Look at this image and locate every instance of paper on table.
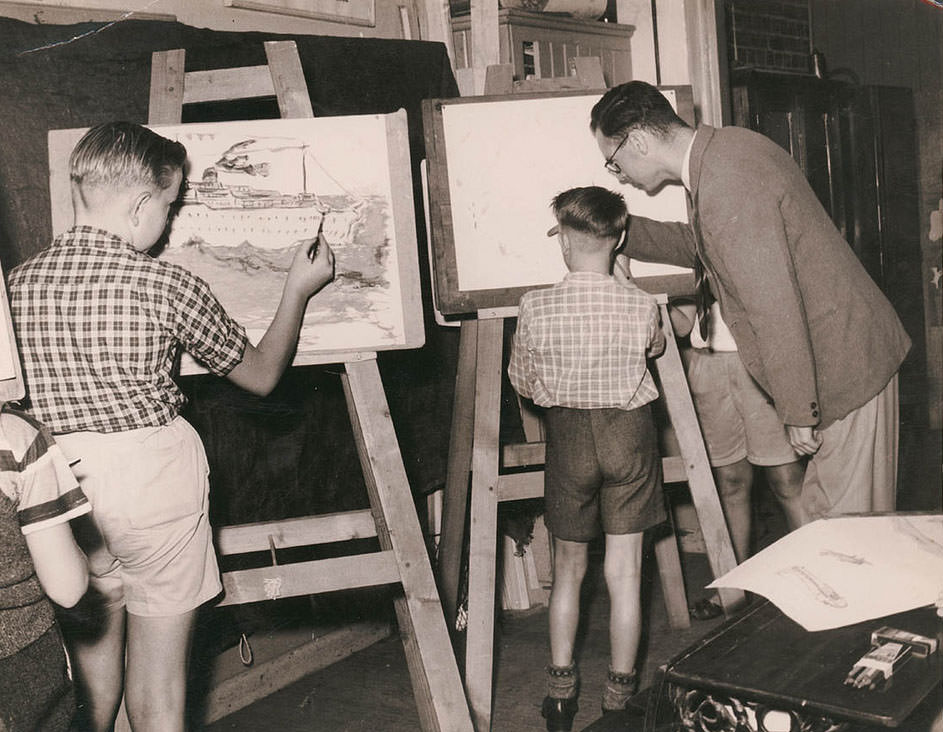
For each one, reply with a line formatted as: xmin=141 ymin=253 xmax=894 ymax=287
xmin=708 ymin=515 xmax=943 ymax=631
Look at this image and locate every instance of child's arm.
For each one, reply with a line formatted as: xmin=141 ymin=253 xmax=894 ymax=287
xmin=226 ymin=236 xmax=335 ymax=396
xmin=25 ymin=525 xmax=87 ymax=608
xmin=647 ymin=304 xmax=666 ymax=359
xmin=667 ymin=299 xmax=696 ymax=339
xmin=507 ymin=307 xmax=534 ymax=399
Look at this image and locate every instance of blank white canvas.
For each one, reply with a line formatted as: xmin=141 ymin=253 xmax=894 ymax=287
xmin=440 ymin=92 xmax=691 ymax=293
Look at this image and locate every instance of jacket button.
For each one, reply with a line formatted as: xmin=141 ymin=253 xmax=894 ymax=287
xmin=812 ymin=410 xmax=819 ymax=418
xmin=811 ymin=401 xmax=818 ymax=409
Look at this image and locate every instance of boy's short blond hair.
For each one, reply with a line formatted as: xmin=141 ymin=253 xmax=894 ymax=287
xmin=70 ymin=121 xmax=187 ymax=194
xmin=550 ymin=186 xmax=627 ymax=242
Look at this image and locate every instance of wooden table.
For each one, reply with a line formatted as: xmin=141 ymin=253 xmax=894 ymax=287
xmin=656 ymin=600 xmax=943 ymax=730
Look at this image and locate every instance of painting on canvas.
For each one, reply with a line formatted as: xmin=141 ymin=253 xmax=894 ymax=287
xmin=48 ymin=111 xmax=423 ymax=370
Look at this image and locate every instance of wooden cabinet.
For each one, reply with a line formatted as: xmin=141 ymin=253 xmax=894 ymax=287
xmin=731 ymin=69 xmax=927 ymax=419
xmin=450 ymin=9 xmax=633 ymax=87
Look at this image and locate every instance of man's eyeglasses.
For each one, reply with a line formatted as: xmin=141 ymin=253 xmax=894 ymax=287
xmin=604 ymin=133 xmax=630 ymax=176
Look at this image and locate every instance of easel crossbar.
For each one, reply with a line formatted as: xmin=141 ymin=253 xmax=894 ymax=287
xmin=218 ymin=551 xmax=401 ymax=606
xmin=182 ymin=65 xmax=275 ymax=104
xmin=215 ymin=510 xmax=378 ymax=555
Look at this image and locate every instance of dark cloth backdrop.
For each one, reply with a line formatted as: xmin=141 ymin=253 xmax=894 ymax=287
xmin=0 ymin=18 xmax=509 ymax=525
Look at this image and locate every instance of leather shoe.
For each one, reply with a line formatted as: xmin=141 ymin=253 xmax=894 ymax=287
xmin=689 ymin=597 xmax=724 ymax=621
xmin=541 ymin=696 xmax=578 ymax=732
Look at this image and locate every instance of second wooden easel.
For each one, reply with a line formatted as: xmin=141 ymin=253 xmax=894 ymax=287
xmin=147 ymin=42 xmax=473 ymax=732
xmin=427 ymin=67 xmax=743 ymax=731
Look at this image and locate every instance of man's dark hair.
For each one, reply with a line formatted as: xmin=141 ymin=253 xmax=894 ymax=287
xmin=590 ymin=81 xmax=688 ymax=139
xmin=551 ymin=186 xmax=627 ymax=240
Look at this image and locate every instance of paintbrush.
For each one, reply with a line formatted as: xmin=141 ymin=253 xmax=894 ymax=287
xmin=308 ymin=214 xmax=325 ymax=260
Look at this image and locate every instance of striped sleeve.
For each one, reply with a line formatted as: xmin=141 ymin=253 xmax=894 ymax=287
xmin=0 ymin=410 xmax=90 ymax=535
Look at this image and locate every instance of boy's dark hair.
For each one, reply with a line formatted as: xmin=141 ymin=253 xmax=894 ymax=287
xmin=551 ymin=186 xmax=627 ymax=241
xmin=70 ymin=121 xmax=187 ymax=193
xmin=589 ymin=81 xmax=687 ymax=139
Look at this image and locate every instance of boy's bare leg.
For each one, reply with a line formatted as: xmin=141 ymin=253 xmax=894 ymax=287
xmin=549 ymin=537 xmax=589 ymax=667
xmin=763 ymin=460 xmax=808 ymax=530
xmin=69 ymin=604 xmax=127 ymax=732
xmin=125 ymin=609 xmax=197 ymax=732
xmin=714 ymin=458 xmax=754 ymax=562
xmin=603 ymin=532 xmax=644 ymax=674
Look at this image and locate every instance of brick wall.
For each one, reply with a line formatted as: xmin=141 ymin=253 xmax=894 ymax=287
xmin=725 ymin=0 xmax=812 ymax=74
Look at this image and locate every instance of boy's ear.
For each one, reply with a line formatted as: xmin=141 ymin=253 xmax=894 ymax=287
xmin=558 ymin=229 xmax=570 ymax=258
xmin=129 ymin=189 xmax=151 ymax=226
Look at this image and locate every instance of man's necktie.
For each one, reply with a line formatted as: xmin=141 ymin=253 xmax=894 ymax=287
xmin=687 ymin=191 xmax=714 ymax=341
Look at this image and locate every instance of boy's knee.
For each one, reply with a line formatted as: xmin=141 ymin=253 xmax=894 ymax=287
xmin=765 ymin=463 xmax=805 ymax=499
xmin=714 ymin=461 xmax=753 ymax=500
xmin=553 ymin=540 xmax=589 ymax=575
xmin=603 ymin=554 xmax=641 ymax=586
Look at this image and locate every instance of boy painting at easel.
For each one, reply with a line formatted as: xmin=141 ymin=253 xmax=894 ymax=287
xmin=508 ymin=186 xmax=666 ymax=731
xmin=8 ymin=121 xmax=335 ymax=731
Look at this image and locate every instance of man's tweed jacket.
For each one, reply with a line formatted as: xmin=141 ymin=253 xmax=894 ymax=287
xmin=625 ymin=125 xmax=910 ymax=429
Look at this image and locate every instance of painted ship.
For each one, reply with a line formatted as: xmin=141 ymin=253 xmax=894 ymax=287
xmin=170 ymin=137 xmax=363 ymax=250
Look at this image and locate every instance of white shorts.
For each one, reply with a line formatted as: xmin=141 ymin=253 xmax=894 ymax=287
xmin=684 ymin=348 xmax=798 ymax=468
xmin=56 ymin=417 xmax=222 ymax=617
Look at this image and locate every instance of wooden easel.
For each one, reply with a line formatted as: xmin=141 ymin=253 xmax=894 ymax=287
xmin=428 ymin=68 xmax=743 ymax=731
xmin=148 ymin=42 xmax=473 ymax=732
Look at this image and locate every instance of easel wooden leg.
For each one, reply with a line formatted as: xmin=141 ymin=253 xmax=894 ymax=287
xmin=343 ymin=358 xmax=473 ymax=732
xmin=464 ymin=317 xmax=504 ymax=731
xmin=654 ymin=529 xmax=691 ymax=629
xmin=655 ymin=304 xmax=743 ymax=612
xmin=438 ymin=319 xmax=479 ymax=625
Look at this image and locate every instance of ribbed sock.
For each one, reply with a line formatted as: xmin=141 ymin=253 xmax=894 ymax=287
xmin=546 ymin=663 xmax=579 ymax=700
xmin=601 ymin=667 xmax=638 ymax=712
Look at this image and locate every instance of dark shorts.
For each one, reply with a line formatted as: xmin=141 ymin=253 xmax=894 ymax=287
xmin=543 ymin=405 xmax=666 ymax=542
xmin=0 ymin=623 xmax=75 ymax=731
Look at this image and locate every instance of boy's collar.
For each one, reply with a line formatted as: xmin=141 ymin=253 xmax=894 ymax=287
xmin=65 ymin=225 xmax=136 ymax=248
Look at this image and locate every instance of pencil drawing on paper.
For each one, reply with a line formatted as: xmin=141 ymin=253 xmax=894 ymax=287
xmin=154 ymin=115 xmax=409 ymax=358
xmin=776 ymin=565 xmax=847 ymax=608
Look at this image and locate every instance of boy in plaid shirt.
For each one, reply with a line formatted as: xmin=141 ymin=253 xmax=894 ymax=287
xmin=508 ymin=186 xmax=665 ymax=731
xmin=9 ymin=121 xmax=335 ymax=732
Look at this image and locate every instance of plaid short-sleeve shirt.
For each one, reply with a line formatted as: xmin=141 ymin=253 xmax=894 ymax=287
xmin=508 ymin=272 xmax=661 ymax=411
xmin=9 ymin=226 xmax=248 ymax=433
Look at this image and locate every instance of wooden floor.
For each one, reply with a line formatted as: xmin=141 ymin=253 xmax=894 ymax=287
xmin=198 ymin=427 xmax=942 ymax=731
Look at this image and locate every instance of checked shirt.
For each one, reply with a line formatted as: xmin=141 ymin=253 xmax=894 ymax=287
xmin=508 ymin=271 xmax=662 ymax=411
xmin=8 ymin=226 xmax=247 ymax=434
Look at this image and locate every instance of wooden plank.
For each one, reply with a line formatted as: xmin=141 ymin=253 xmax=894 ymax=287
xmin=470 ymin=0 xmax=501 ymax=71
xmin=438 ymin=319 xmax=479 ymax=624
xmin=218 ymin=552 xmax=401 ymax=605
xmin=464 ymin=317 xmax=504 ymax=732
xmin=484 ymin=63 xmax=515 ymax=95
xmin=0 ymin=0 xmax=175 ymax=23
xmin=653 ymin=532 xmax=691 ymax=629
xmin=0 ymin=262 xmax=24 ymax=403
xmin=181 ymin=65 xmax=275 ymax=104
xmin=200 ymin=620 xmax=392 ymax=725
xmin=570 ymin=55 xmax=606 ymax=89
xmin=500 ymin=534 xmax=531 ymax=610
xmin=215 ymin=510 xmax=378 ymax=555
xmin=654 ymin=303 xmax=742 ymax=612
xmin=148 ymin=49 xmax=186 ymax=126
xmin=496 ymin=471 xmax=543 ymax=502
xmin=264 ymin=40 xmax=315 ymax=118
xmin=343 ymin=358 xmax=473 ymax=732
